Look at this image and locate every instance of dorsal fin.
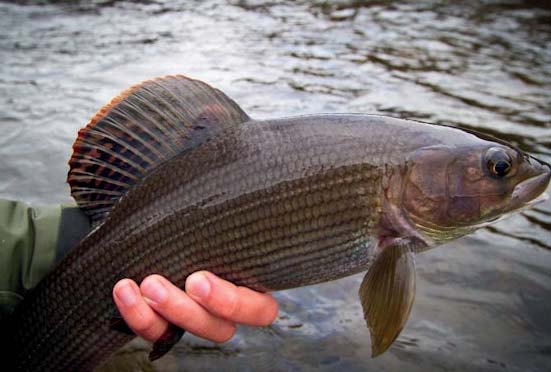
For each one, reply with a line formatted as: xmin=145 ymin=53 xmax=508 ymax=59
xmin=67 ymin=75 xmax=250 ymax=223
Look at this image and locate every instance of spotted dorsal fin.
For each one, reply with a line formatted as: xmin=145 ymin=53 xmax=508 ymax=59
xmin=67 ymin=75 xmax=250 ymax=223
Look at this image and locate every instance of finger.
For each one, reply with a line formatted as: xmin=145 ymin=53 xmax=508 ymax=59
xmin=140 ymin=274 xmax=236 ymax=343
xmin=112 ymin=278 xmax=168 ymax=341
xmin=185 ymin=271 xmax=279 ymax=326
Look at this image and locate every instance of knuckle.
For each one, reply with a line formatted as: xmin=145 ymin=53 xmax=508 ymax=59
xmin=218 ymin=294 xmax=240 ymax=320
xmin=264 ymin=306 xmax=278 ymax=325
xmin=131 ymin=314 xmax=155 ymax=335
xmin=217 ymin=324 xmax=236 ymax=343
xmin=166 ymin=298 xmax=193 ymax=325
xmin=171 ymin=294 xmax=190 ymax=312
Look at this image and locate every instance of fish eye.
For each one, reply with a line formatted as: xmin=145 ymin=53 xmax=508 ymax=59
xmin=485 ymin=148 xmax=512 ymax=178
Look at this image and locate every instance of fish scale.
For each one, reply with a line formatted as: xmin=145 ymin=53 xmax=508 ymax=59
xmin=11 ymin=116 xmax=395 ymax=371
xmin=7 ymin=76 xmax=550 ymax=371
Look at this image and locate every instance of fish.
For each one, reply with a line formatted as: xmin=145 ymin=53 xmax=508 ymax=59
xmin=4 ymin=75 xmax=550 ymax=371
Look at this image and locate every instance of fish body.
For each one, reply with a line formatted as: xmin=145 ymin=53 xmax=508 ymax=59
xmin=6 ymin=76 xmax=550 ymax=371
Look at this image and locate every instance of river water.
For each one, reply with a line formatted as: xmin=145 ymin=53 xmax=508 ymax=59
xmin=0 ymin=1 xmax=550 ymax=371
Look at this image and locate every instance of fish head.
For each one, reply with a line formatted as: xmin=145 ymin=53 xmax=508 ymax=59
xmin=400 ymin=139 xmax=550 ymax=242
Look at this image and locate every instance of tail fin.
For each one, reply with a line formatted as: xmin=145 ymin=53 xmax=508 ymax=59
xmin=67 ymin=75 xmax=250 ymax=223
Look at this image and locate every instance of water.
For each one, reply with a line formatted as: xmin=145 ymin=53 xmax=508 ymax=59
xmin=1 ymin=1 xmax=550 ymax=371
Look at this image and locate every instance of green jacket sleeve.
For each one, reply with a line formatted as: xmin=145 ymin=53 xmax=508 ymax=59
xmin=0 ymin=199 xmax=90 ymax=319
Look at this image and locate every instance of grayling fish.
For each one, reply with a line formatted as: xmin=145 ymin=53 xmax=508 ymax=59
xmin=5 ymin=75 xmax=550 ymax=371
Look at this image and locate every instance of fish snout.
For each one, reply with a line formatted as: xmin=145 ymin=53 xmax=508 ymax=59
xmin=512 ymin=156 xmax=551 ymax=207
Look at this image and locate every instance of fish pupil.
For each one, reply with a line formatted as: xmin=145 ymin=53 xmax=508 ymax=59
xmin=494 ymin=160 xmax=510 ymax=177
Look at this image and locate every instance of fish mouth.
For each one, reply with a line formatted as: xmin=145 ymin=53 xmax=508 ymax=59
xmin=511 ymin=165 xmax=551 ymax=208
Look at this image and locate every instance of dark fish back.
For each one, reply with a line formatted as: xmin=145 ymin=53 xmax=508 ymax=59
xmin=10 ymin=97 xmax=479 ymax=370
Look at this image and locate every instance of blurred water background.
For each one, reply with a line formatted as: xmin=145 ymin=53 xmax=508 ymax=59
xmin=0 ymin=1 xmax=550 ymax=371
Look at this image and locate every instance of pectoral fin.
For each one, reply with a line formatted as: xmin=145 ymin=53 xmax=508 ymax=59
xmin=109 ymin=310 xmax=135 ymax=335
xmin=109 ymin=309 xmax=185 ymax=361
xmin=149 ymin=323 xmax=186 ymax=361
xmin=359 ymin=243 xmax=416 ymax=357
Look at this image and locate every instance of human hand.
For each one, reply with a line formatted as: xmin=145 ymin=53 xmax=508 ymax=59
xmin=112 ymin=271 xmax=279 ymax=343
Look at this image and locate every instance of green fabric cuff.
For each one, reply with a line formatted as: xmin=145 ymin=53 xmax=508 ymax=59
xmin=0 ymin=200 xmax=61 ymax=295
xmin=27 ymin=203 xmax=62 ymax=290
xmin=55 ymin=203 xmax=91 ymax=264
xmin=0 ymin=291 xmax=23 ymax=319
xmin=0 ymin=200 xmax=90 ymax=319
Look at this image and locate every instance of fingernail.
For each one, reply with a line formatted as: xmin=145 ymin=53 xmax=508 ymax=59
xmin=117 ymin=282 xmax=137 ymax=307
xmin=142 ymin=276 xmax=168 ymax=304
xmin=187 ymin=272 xmax=211 ymax=299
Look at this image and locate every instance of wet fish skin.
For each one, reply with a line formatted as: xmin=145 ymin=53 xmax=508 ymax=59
xmin=9 ymin=115 xmax=411 ymax=370
xmin=7 ymin=76 xmax=550 ymax=371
